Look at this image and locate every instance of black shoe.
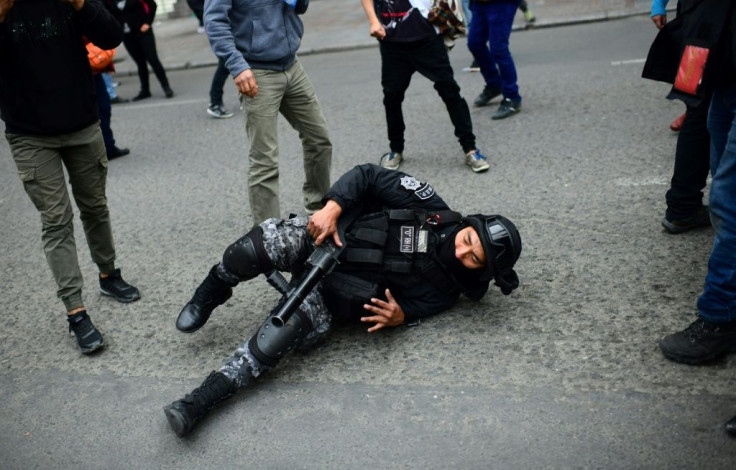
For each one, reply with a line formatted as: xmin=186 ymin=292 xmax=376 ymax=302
xmin=726 ymin=415 xmax=736 ymax=436
xmin=662 ymin=206 xmax=711 ymax=234
xmin=176 ymin=265 xmax=234 ymax=333
xmin=473 ymin=86 xmax=502 ymax=107
xmin=110 ymin=96 xmax=130 ymax=104
xmin=107 ymin=147 xmax=130 ymax=159
xmin=164 ymin=371 xmax=239 ymax=437
xmin=163 ymin=87 xmax=174 ymax=99
xmin=659 ymin=317 xmax=736 ymax=364
xmin=492 ymin=98 xmax=521 ymax=120
xmin=67 ymin=310 xmax=104 ymax=354
xmin=132 ymin=90 xmax=151 ymax=101
xmin=99 ymin=268 xmax=141 ymax=303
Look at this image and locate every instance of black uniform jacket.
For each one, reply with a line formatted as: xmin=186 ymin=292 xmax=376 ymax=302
xmin=323 ymin=164 xmax=475 ymax=322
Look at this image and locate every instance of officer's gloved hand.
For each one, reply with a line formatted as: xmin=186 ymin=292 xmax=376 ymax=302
xmin=283 ymin=0 xmax=309 ymax=14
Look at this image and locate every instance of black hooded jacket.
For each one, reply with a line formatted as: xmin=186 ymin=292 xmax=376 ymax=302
xmin=0 ymin=0 xmax=123 ymax=135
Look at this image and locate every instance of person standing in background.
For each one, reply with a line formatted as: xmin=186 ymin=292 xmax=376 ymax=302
xmin=468 ymin=0 xmax=523 ymax=120
xmin=360 ymin=0 xmax=490 ymax=173
xmin=186 ymin=0 xmax=234 ymax=119
xmin=113 ymin=0 xmax=174 ymax=101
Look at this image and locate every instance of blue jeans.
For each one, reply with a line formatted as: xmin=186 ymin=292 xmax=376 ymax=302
xmin=697 ymin=84 xmax=736 ymax=323
xmin=94 ymin=73 xmax=115 ymax=152
xmin=461 ymin=0 xmax=472 ymax=27
xmin=467 ymin=1 xmax=521 ymax=102
xmin=101 ymin=72 xmax=117 ymax=99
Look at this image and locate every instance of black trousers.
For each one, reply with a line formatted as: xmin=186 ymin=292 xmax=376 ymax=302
xmin=379 ymin=35 xmax=476 ymax=154
xmin=665 ymin=92 xmax=712 ymax=220
xmin=123 ymin=29 xmax=170 ymax=93
xmin=209 ymin=57 xmax=230 ymax=106
xmin=187 ymin=0 xmax=204 ymax=26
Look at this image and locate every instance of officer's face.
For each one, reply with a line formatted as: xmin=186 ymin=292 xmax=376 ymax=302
xmin=454 ymin=226 xmax=487 ymax=270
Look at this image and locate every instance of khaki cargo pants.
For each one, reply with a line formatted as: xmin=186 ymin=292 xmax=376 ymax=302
xmin=241 ymin=59 xmax=332 ymax=225
xmin=7 ymin=123 xmax=116 ymax=311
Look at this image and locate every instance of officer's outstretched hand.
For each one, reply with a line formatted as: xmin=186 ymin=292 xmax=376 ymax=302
xmin=308 ymin=200 xmax=343 ymax=246
xmin=362 ymin=289 xmax=405 ymax=332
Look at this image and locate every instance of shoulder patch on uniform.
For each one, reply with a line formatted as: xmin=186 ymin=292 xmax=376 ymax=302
xmin=399 ymin=176 xmax=435 ymax=200
xmin=415 ymin=183 xmax=435 ymax=200
xmin=400 ymin=176 xmax=421 ymax=191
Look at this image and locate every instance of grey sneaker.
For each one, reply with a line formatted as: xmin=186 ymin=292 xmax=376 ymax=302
xmin=380 ymin=151 xmax=403 ymax=170
xmin=465 ymin=149 xmax=489 ymax=173
xmin=207 ymin=104 xmax=234 ymax=119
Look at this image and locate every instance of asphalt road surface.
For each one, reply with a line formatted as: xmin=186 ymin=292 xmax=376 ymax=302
xmin=1 ymin=15 xmax=734 ymax=469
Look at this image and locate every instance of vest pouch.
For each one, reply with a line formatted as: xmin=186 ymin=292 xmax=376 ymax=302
xmin=323 ymin=272 xmax=382 ymax=321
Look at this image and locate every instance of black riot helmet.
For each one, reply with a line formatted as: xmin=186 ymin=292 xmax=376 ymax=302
xmin=463 ymin=214 xmax=522 ymax=295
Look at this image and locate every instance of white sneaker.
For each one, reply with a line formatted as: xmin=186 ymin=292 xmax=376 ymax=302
xmin=379 ymin=151 xmax=403 ymax=170
xmin=465 ymin=149 xmax=490 ymax=173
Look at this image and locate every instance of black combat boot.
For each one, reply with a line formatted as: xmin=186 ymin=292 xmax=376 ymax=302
xmin=176 ymin=265 xmax=236 ymax=333
xmin=726 ymin=414 xmax=736 ymax=437
xmin=163 ymin=371 xmax=238 ymax=437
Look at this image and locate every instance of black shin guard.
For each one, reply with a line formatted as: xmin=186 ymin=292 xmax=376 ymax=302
xmin=248 ymin=309 xmax=314 ymax=369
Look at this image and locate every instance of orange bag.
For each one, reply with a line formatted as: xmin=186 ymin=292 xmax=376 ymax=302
xmin=86 ymin=42 xmax=116 ymax=73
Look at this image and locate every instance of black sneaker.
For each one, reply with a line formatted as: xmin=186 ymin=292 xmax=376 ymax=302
xmin=163 ymin=87 xmax=174 ymax=99
xmin=132 ymin=90 xmax=151 ymax=101
xmin=99 ymin=269 xmax=141 ymax=303
xmin=473 ymin=86 xmax=502 ymax=107
xmin=662 ymin=206 xmax=711 ymax=234
xmin=659 ymin=317 xmax=736 ymax=364
xmin=67 ymin=311 xmax=104 ymax=354
xmin=492 ymin=98 xmax=521 ymax=120
xmin=107 ymin=147 xmax=130 ymax=159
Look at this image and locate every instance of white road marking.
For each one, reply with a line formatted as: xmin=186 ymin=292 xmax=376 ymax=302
xmin=614 ymin=176 xmax=668 ymax=186
xmin=611 ymin=58 xmax=647 ymax=66
xmin=114 ymin=98 xmax=208 ymax=111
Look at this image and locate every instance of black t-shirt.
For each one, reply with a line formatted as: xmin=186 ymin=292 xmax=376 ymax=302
xmin=375 ymin=0 xmax=437 ymax=42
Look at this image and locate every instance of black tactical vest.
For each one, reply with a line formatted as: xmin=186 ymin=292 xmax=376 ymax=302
xmin=322 ymin=209 xmax=465 ymax=320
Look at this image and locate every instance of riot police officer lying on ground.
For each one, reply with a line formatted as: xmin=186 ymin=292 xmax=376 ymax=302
xmin=164 ymin=163 xmax=522 ymax=436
